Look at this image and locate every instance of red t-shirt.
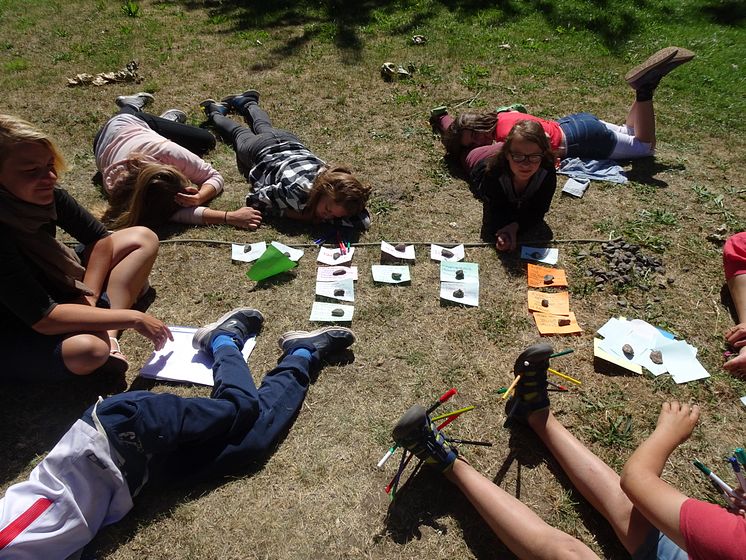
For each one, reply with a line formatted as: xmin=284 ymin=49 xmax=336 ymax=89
xmin=495 ymin=112 xmax=564 ymax=153
xmin=723 ymin=232 xmax=746 ymax=280
xmin=680 ymin=497 xmax=746 ymax=560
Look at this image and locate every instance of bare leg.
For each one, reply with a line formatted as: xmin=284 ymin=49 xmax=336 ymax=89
xmin=725 ymin=273 xmax=746 ymax=375
xmin=626 ymin=100 xmax=656 ymax=147
xmin=60 ymin=333 xmax=110 ymax=375
xmin=527 ymin=409 xmax=653 ymax=554
xmin=445 ymin=459 xmax=599 ymax=560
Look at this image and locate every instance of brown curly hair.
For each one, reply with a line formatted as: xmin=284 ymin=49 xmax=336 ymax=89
xmin=441 ymin=111 xmax=499 ymax=154
xmin=306 ymin=165 xmax=371 ymax=217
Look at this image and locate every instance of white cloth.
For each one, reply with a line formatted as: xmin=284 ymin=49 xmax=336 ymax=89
xmin=0 ymin=420 xmax=133 ymax=559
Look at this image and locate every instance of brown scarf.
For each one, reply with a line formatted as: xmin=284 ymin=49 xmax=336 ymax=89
xmin=0 ymin=186 xmax=92 ymax=297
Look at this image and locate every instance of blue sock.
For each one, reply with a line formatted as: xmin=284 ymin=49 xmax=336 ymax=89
xmin=290 ymin=347 xmax=312 ymax=360
xmin=211 ymin=334 xmax=238 ymax=353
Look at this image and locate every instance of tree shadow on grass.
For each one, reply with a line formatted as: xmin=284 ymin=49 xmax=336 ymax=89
xmin=700 ymin=0 xmax=746 ymax=25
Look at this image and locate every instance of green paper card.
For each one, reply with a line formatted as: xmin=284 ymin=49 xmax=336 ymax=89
xmin=247 ymin=244 xmax=297 ymax=281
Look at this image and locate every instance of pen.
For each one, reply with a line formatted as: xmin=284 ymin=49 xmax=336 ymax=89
xmin=548 ymin=367 xmax=581 ymax=385
xmin=549 ymin=349 xmax=574 ymax=359
xmin=431 ymin=405 xmax=475 ymax=422
xmin=728 ymin=457 xmax=746 ymax=493
xmin=693 ymin=459 xmax=737 ymax=498
xmin=377 ymin=445 xmax=397 ymax=468
xmin=735 ymin=448 xmax=746 ymax=468
xmin=426 ymin=388 xmax=458 ymax=414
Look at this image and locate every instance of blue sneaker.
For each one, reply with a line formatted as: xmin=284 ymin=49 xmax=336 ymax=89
xmin=221 ymin=89 xmax=260 ymax=112
xmin=392 ymin=405 xmax=458 ymax=472
xmin=277 ymin=326 xmax=355 ymax=360
xmin=199 ymin=99 xmax=229 ymax=119
xmin=192 ymin=308 xmax=264 ymax=352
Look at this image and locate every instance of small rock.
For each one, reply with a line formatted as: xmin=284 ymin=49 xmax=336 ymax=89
xmin=395 ymin=243 xmax=406 ymax=252
xmin=455 ymin=270 xmax=465 ymax=280
xmin=283 ymin=252 xmax=291 ymax=257
xmin=618 ymin=299 xmax=627 ymax=307
xmin=441 ymin=248 xmax=454 ymax=258
xmin=667 ymin=277 xmax=675 ymax=285
xmin=333 ymin=269 xmax=346 ymax=276
xmin=453 ymin=289 xmax=464 ymax=298
xmin=331 ymin=308 xmax=345 ymax=317
xmin=333 ymin=251 xmax=341 ymax=260
xmin=541 ymin=299 xmax=549 ymax=307
xmin=543 ymin=274 xmax=554 ymax=284
xmin=531 ymin=251 xmax=542 ymax=259
xmin=558 ymin=318 xmax=571 ymax=326
xmin=334 ymin=288 xmax=345 ymax=296
xmin=622 ymin=344 xmax=634 ymax=358
xmin=411 ymin=34 xmax=426 ymax=45
xmin=682 ymin=266 xmax=690 ymax=272
xmin=391 ymin=272 xmax=402 ymax=281
xmin=649 ymin=350 xmax=663 ymax=365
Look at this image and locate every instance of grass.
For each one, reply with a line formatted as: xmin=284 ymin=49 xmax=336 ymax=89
xmin=0 ymin=0 xmax=745 ymax=558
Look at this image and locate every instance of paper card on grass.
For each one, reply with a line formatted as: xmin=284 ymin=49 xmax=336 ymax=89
xmin=140 ymin=326 xmax=256 ymax=386
xmin=561 ymin=177 xmax=590 ymax=198
xmin=247 ymin=244 xmax=297 ymax=281
xmin=527 ymin=263 xmax=568 ymax=288
xmin=440 ymin=261 xmax=479 ymax=283
xmin=527 ymin=290 xmax=570 ymax=316
xmin=440 ymin=281 xmax=479 ymax=307
xmin=372 ymin=265 xmax=410 ymax=284
xmin=315 ymin=278 xmax=354 ymax=302
xmin=521 ymin=246 xmax=559 ymax=265
xmin=317 ymin=266 xmax=358 ymax=281
xmin=660 ymin=340 xmax=711 ymax=383
xmin=593 ymin=337 xmax=643 ymax=375
xmin=381 ymin=241 xmax=415 ymax=261
xmin=309 ymin=301 xmax=354 ymax=322
xmin=533 ymin=311 xmax=581 ymax=335
xmin=741 ymin=396 xmax=746 ymax=408
xmin=271 ymin=241 xmax=303 ymax=262
xmin=597 ymin=317 xmax=628 ymax=340
xmin=317 ymin=246 xmax=355 ymax=265
xmin=430 ymin=244 xmax=465 ymax=262
xmin=231 ymin=242 xmax=266 ymax=263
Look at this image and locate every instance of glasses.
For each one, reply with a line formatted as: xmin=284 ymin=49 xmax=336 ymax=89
xmin=509 ymin=153 xmax=543 ymax=163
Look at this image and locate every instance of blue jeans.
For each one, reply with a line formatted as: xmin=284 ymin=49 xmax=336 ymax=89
xmin=557 ymin=112 xmax=617 ymax=159
xmin=82 ymin=345 xmax=313 ymax=494
xmin=632 ymin=528 xmax=688 ymax=560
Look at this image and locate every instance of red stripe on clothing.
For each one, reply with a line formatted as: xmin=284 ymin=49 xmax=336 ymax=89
xmin=0 ymin=497 xmax=53 ymax=549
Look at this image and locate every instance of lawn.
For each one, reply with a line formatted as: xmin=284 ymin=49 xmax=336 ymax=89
xmin=1 ymin=0 xmax=745 ymax=558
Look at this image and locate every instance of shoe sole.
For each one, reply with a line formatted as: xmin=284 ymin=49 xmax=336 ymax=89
xmin=625 ymin=47 xmax=694 ymax=89
xmin=159 ymin=109 xmax=187 ymax=123
xmin=221 ymin=89 xmax=260 ymax=105
xmin=115 ymin=92 xmax=155 ymax=108
xmin=192 ymin=307 xmax=264 ymax=350
xmin=277 ymin=326 xmax=356 ymax=350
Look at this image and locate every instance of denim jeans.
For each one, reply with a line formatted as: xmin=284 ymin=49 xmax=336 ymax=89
xmin=557 ymin=112 xmax=617 ymax=159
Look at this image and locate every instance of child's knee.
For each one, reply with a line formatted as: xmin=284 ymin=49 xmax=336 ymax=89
xmin=63 ymin=334 xmax=110 ymax=374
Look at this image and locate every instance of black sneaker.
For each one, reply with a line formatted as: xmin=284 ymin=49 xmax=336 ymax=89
xmin=199 ymin=99 xmax=229 ymax=119
xmin=222 ymin=89 xmax=260 ymax=112
xmin=277 ymin=327 xmax=355 ymax=359
xmin=115 ymin=92 xmax=155 ymax=111
xmin=504 ymin=343 xmax=553 ymax=426
xmin=392 ymin=404 xmax=458 ymax=472
xmin=192 ymin=308 xmax=264 ymax=353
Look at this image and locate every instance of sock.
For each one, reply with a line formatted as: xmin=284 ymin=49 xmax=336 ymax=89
xmin=635 ymin=81 xmax=659 ymax=102
xmin=211 ymin=334 xmax=239 ymax=353
xmin=290 ymin=347 xmax=313 ymax=360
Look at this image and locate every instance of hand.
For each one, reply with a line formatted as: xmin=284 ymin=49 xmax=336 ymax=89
xmin=724 ymin=346 xmax=746 ymax=377
xmin=133 ymin=312 xmax=173 ymax=351
xmin=227 ymin=207 xmax=263 ymax=230
xmin=653 ymin=401 xmax=700 ymax=446
xmin=175 ymin=186 xmax=204 ymax=207
xmin=495 ymin=223 xmax=519 ymax=252
xmin=726 ymin=488 xmax=746 ymax=517
xmin=725 ymin=322 xmax=746 ymax=347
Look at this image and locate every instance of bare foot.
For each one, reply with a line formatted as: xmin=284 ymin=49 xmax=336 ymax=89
xmin=725 ymin=322 xmax=746 ymax=348
xmin=724 ymin=346 xmax=746 ymax=377
xmin=650 ymin=401 xmax=700 ymax=450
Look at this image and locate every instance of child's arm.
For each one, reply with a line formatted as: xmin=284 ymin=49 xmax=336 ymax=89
xmin=620 ymin=401 xmax=700 ymax=551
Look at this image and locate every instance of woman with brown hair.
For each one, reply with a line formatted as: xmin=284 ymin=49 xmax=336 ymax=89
xmin=0 ymin=114 xmax=172 ymax=382
xmin=200 ymin=90 xmax=372 ymax=231
xmin=95 ymin=92 xmax=262 ymax=230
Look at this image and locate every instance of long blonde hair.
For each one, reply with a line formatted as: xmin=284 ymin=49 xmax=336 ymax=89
xmin=101 ymin=156 xmax=189 ymax=229
xmin=0 ymin=114 xmax=68 ymax=175
xmin=307 ymin=165 xmax=371 ymax=217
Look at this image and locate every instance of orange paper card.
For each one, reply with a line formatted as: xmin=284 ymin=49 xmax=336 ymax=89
xmin=527 ymin=290 xmax=570 ymax=315
xmin=533 ymin=311 xmax=582 ymax=335
xmin=527 ymin=264 xmax=568 ymax=288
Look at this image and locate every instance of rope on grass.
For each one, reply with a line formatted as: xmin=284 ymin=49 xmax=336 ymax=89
xmin=152 ymin=237 xmax=616 ymax=248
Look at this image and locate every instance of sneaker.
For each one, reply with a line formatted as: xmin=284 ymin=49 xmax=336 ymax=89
xmin=277 ymin=326 xmax=355 ymax=360
xmin=115 ymin=92 xmax=155 ymax=111
xmin=199 ymin=99 xmax=229 ymax=119
xmin=504 ymin=343 xmax=553 ymax=426
xmin=392 ymin=404 xmax=458 ymax=472
xmin=192 ymin=307 xmax=264 ymax=353
xmin=625 ymin=47 xmax=695 ymax=91
xmin=159 ymin=108 xmax=187 ymax=123
xmin=221 ymin=89 xmax=260 ymax=112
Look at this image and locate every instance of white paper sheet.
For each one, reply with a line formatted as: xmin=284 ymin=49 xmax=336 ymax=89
xmin=317 ymin=266 xmax=359 ymax=281
xmin=231 ymin=242 xmax=266 ymax=263
xmin=309 ymin=301 xmax=354 ymax=322
xmin=440 ymin=261 xmax=479 ymax=283
xmin=663 ymin=340 xmax=711 ymax=383
xmin=740 ymin=396 xmax=746 ymax=407
xmin=371 ymin=265 xmax=410 ymax=284
xmin=430 ymin=244 xmax=465 ymax=262
xmin=440 ymin=280 xmax=479 ymax=306
xmin=315 ymin=278 xmax=355 ymax=302
xmin=317 ymin=246 xmax=355 ymax=265
xmin=270 ymin=241 xmax=304 ymax=262
xmin=140 ymin=326 xmax=256 ymax=386
xmin=381 ymin=241 xmax=415 ymax=261
xmin=521 ymin=246 xmax=559 ymax=265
